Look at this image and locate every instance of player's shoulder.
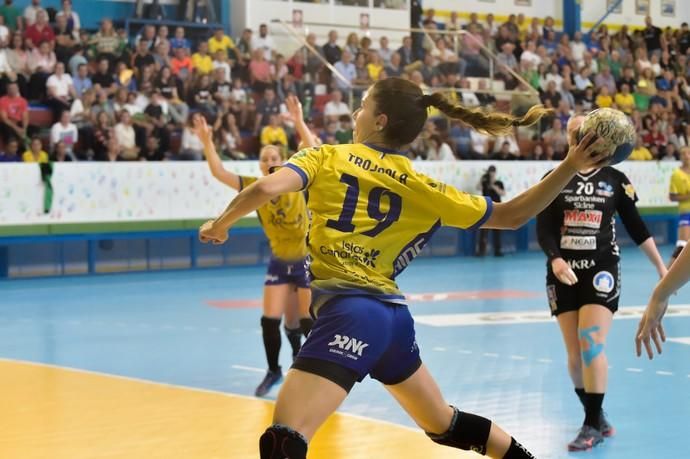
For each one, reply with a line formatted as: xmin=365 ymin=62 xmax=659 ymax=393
xmin=671 ymin=167 xmax=684 ymax=177
xmin=601 ymin=166 xmax=629 ymax=182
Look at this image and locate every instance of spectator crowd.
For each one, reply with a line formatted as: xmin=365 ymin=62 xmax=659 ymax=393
xmin=0 ymin=2 xmax=689 ymax=163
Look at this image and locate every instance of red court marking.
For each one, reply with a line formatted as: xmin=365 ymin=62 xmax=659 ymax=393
xmin=206 ymin=290 xmax=541 ymax=308
xmin=207 ymin=299 xmax=262 ymax=309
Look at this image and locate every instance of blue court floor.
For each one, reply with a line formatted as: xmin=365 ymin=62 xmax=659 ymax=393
xmin=1 ymin=247 xmax=688 ymax=459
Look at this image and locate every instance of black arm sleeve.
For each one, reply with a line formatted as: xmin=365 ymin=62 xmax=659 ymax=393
xmin=617 ymin=191 xmax=651 ymax=245
xmin=537 ymin=202 xmax=562 ymax=260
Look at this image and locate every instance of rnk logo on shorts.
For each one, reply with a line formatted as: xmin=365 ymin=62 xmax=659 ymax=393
xmin=560 ymin=235 xmax=597 ymax=250
xmin=327 ymin=334 xmax=369 ymax=360
xmin=592 ymin=271 xmax=615 ymax=294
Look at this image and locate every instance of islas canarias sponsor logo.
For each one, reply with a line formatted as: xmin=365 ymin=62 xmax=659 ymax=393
xmin=320 ymin=240 xmax=380 ymax=267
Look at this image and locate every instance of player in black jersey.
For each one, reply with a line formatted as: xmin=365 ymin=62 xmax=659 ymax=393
xmin=537 ymin=116 xmax=667 ymax=452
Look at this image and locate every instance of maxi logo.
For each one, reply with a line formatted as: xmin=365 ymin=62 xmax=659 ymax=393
xmin=327 ymin=334 xmax=369 ymax=357
xmin=563 ymin=209 xmax=603 ymax=229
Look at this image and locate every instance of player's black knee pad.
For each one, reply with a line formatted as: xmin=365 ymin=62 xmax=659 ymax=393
xmin=425 ymin=406 xmax=492 ymax=455
xmin=259 ymin=424 xmax=308 ymax=459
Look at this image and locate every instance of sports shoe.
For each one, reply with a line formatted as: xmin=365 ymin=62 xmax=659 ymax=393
xmin=599 ymin=411 xmax=615 ymax=437
xmin=568 ymin=425 xmax=604 ymax=452
xmin=255 ymin=369 xmax=283 ymax=397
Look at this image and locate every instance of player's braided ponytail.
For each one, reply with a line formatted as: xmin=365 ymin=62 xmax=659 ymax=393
xmin=370 ymin=77 xmax=552 ymax=147
xmin=423 ymin=92 xmax=553 ymax=136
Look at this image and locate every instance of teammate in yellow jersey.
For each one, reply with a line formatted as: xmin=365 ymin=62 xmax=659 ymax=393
xmin=668 ymin=146 xmax=690 ymax=266
xmin=192 ymin=95 xmax=318 ymax=397
xmin=200 ymin=77 xmax=608 ymax=459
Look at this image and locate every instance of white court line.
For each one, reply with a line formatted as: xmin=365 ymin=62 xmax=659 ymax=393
xmin=626 ymin=368 xmax=643 ymax=373
xmin=0 ymin=358 xmax=424 ymax=434
xmin=432 ymin=347 xmax=446 ymax=352
xmin=656 ymin=371 xmax=674 ymax=376
xmin=537 ymin=358 xmax=553 ymax=364
xmin=231 ymin=365 xmax=265 ymax=373
xmin=414 ymin=305 xmax=690 ymax=327
xmin=483 ymin=352 xmax=499 ymax=358
xmin=510 ymin=355 xmax=527 ymax=360
xmin=458 ymin=349 xmax=473 ymax=354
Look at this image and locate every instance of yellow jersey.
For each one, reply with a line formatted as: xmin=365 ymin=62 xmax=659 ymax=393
xmin=629 ymin=146 xmax=653 ymax=161
xmin=240 ymin=176 xmax=309 ymax=261
xmin=286 ymin=143 xmax=491 ymax=313
xmin=208 ymin=35 xmax=235 ymax=55
xmin=260 ymin=125 xmax=288 ymax=146
xmin=22 ymin=150 xmax=49 ymax=163
xmin=669 ymin=168 xmax=690 ymax=214
xmin=191 ymin=53 xmax=213 ymax=74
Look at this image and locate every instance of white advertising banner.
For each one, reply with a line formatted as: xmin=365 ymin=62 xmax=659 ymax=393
xmin=0 ymin=161 xmax=679 ymax=226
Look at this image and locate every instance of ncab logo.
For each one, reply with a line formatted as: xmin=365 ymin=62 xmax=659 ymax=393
xmin=328 ymin=334 xmax=369 ymax=359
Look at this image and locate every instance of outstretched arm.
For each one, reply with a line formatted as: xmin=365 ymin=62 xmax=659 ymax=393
xmin=635 ymin=242 xmax=690 ymax=359
xmin=192 ymin=114 xmax=241 ymax=190
xmin=199 ymin=167 xmax=303 ymax=244
xmin=285 ymin=94 xmax=319 ymax=149
xmin=484 ymin=132 xmax=607 ymax=230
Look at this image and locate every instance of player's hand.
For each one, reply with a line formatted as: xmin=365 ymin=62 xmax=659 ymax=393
xmin=635 ymin=300 xmax=668 ymax=359
xmin=551 ymin=257 xmax=578 ymax=286
xmin=191 ymin=113 xmax=213 ymax=144
xmin=285 ymin=94 xmax=304 ymax=122
xmin=199 ymin=220 xmax=228 ymax=245
xmin=564 ymin=132 xmax=609 ymax=171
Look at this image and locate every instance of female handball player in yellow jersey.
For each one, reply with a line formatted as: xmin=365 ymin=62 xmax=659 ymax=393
xmin=193 ymin=95 xmax=317 ymax=397
xmin=668 ymin=146 xmax=690 ymax=266
xmin=199 ymin=77 xmax=609 ymax=459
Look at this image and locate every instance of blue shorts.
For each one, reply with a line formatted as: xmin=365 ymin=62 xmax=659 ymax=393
xmin=679 ymin=213 xmax=690 ymax=227
xmin=293 ymin=295 xmax=422 ymax=388
xmin=265 ymin=257 xmax=310 ymax=289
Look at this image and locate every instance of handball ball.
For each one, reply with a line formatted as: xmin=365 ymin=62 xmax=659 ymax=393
xmin=577 ymin=108 xmax=636 ymax=165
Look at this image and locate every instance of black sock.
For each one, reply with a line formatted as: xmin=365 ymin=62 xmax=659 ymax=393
xmin=299 ymin=317 xmax=313 ymax=337
xmin=503 ymin=437 xmax=536 ymax=459
xmin=284 ymin=325 xmax=302 ymax=358
xmin=575 ymin=387 xmax=586 ymax=408
xmin=261 ymin=316 xmax=282 ymax=372
xmin=583 ymin=392 xmax=605 ymax=429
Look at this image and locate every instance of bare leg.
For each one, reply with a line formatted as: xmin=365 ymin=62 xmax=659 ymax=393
xmin=386 ymin=364 xmax=523 ymax=458
xmin=557 ymin=311 xmax=583 ymax=388
xmin=578 ymin=304 xmax=613 ymax=394
xmin=272 ymin=369 xmax=349 ymax=441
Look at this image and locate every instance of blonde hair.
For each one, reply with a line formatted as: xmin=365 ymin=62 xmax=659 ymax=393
xmin=424 ymin=92 xmax=552 ymax=137
xmin=370 ymin=78 xmax=552 ymax=146
xmin=260 ymin=144 xmax=286 ymax=160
